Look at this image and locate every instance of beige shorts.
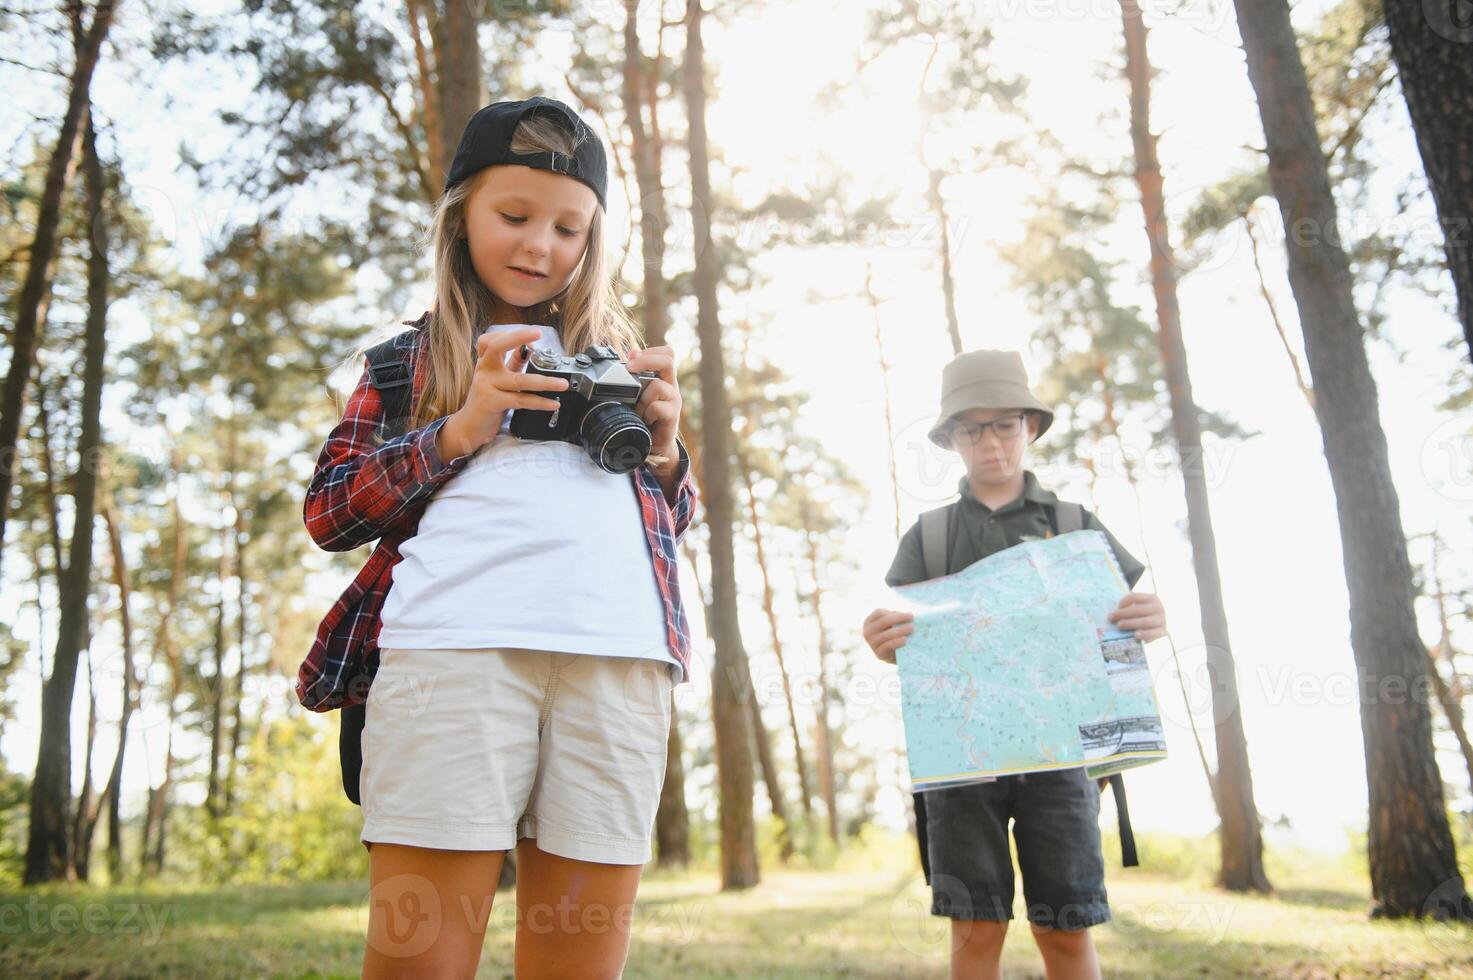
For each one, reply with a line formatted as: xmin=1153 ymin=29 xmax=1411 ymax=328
xmin=360 ymin=647 xmax=675 ymax=865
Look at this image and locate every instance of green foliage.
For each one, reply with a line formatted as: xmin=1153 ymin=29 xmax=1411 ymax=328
xmin=171 ymin=713 xmax=366 ymax=885
xmin=0 ymin=765 xmax=29 ymax=889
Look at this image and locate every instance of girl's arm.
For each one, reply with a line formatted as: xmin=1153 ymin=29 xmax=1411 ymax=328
xmin=303 ymin=362 xmax=471 ymax=552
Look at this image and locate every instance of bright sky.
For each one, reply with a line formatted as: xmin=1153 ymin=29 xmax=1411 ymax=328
xmin=3 ymin=0 xmax=1470 ymax=859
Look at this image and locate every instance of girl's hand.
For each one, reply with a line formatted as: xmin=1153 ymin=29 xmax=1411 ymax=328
xmin=863 ymin=608 xmax=915 ymax=664
xmin=626 ymin=345 xmax=682 ymax=467
xmin=442 ymin=328 xmax=570 ymax=457
xmin=1108 ymin=592 xmax=1167 ymax=644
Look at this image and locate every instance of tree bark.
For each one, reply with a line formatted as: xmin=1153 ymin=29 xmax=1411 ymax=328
xmin=747 ymin=697 xmax=794 ymax=860
xmin=623 ymin=0 xmax=670 ymax=346
xmin=1427 ymin=532 xmax=1473 ymax=801
xmin=1121 ymin=0 xmax=1269 ymax=893
xmin=224 ymin=477 xmax=249 ymax=813
xmin=205 ymin=500 xmax=229 ymax=820
xmin=799 ymin=501 xmax=840 ymax=844
xmin=405 ymin=0 xmax=444 ymax=195
xmin=142 ymin=445 xmax=187 ymax=878
xmin=0 ymin=0 xmax=118 ymax=577
xmin=683 ymin=0 xmax=758 ymax=888
xmin=655 ymin=699 xmax=691 ymax=868
xmin=430 ymin=0 xmax=483 ymax=183
xmin=23 ymin=83 xmax=111 ymax=883
xmin=738 ymin=445 xmax=813 ymax=816
xmin=1233 ymin=0 xmax=1470 ymax=920
xmin=1380 ymin=0 xmax=1473 ymax=363
xmin=97 ymin=459 xmax=135 ymax=884
xmin=864 ymin=262 xmax=902 ymax=540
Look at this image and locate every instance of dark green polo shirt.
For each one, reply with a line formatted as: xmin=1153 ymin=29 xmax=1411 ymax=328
xmin=885 ymin=470 xmax=1146 ymax=589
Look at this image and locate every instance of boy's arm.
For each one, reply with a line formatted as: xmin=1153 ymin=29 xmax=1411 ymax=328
xmin=884 ymin=520 xmax=927 ymax=588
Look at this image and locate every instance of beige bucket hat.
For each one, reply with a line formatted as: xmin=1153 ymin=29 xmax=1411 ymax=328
xmin=927 ymin=349 xmax=1055 ymax=448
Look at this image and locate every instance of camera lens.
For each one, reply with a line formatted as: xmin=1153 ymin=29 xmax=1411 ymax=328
xmin=579 ymin=401 xmax=652 ymax=474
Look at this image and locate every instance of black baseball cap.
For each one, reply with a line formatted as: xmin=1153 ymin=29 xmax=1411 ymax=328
xmin=442 ymin=97 xmax=608 ymax=209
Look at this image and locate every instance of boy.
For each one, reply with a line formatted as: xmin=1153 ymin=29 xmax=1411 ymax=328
xmin=864 ymin=349 xmax=1167 ymax=980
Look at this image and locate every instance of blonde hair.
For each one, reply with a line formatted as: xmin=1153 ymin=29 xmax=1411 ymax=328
xmin=339 ymin=110 xmax=640 ymax=436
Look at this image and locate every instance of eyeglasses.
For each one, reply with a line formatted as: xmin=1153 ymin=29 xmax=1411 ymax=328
xmin=948 ymin=413 xmax=1028 ymax=445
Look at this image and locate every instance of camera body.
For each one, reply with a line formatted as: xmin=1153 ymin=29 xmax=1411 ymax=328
xmin=509 ymin=344 xmax=660 ymax=474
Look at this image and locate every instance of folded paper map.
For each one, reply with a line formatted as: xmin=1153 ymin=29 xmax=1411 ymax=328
xmin=890 ymin=529 xmax=1167 ymax=791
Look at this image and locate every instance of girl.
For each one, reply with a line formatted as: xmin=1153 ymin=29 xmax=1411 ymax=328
xmin=297 ymin=97 xmax=697 ymax=979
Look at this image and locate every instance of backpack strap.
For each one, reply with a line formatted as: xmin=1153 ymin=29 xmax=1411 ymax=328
xmin=364 ymin=331 xmax=416 ymax=440
xmin=1048 ymin=498 xmax=1139 ymax=867
xmin=340 ymin=327 xmax=419 ymax=807
xmin=919 ymin=504 xmax=953 ymax=581
xmin=1109 ymin=773 xmax=1138 ymax=866
xmin=1045 ymin=500 xmax=1086 ymax=536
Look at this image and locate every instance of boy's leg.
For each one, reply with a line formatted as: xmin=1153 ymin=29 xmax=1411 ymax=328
xmin=921 ymin=780 xmax=1017 ymax=978
xmin=951 ymin=919 xmax=1009 ymax=980
xmin=1029 ymin=921 xmax=1101 ymax=980
xmin=1011 ymin=768 xmax=1110 ymax=980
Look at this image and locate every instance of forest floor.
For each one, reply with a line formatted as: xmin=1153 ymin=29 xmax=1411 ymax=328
xmin=4 ymin=831 xmax=1472 ymax=978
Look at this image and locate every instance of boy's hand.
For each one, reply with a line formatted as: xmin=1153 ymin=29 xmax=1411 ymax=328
xmin=863 ymin=608 xmax=914 ymax=664
xmin=1108 ymin=592 xmax=1167 ymax=643
xmin=1098 ymin=776 xmax=1109 ymax=792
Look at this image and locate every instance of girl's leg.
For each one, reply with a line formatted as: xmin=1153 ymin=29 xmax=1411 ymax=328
xmin=512 ymin=838 xmax=645 ymax=980
xmin=950 ymin=918 xmax=1008 ymax=980
xmin=362 ymin=842 xmax=507 ymax=979
xmin=1029 ymin=922 xmax=1101 ymax=980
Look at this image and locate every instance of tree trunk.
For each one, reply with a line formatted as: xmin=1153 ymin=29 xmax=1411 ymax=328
xmin=0 ymin=0 xmax=117 ymax=577
xmin=799 ymin=502 xmax=839 ymax=844
xmin=683 ymin=0 xmax=758 ymax=890
xmin=142 ymin=445 xmax=187 ymax=878
xmin=747 ymin=697 xmax=794 ymax=860
xmin=205 ymin=513 xmax=229 ymax=820
xmin=72 ymin=651 xmax=97 ymax=880
xmin=1380 ymin=0 xmax=1473 ymax=363
xmin=98 ymin=459 xmax=135 ymax=884
xmin=623 ymin=0 xmax=671 ymax=347
xmin=864 ymin=262 xmax=903 ymax=540
xmin=23 ymin=86 xmax=111 ymax=883
xmin=738 ymin=446 xmax=813 ymax=816
xmin=405 ymin=0 xmax=444 ymax=196
xmin=1427 ymin=533 xmax=1473 ymax=801
xmin=655 ymin=699 xmax=692 ymax=868
xmin=430 ymin=0 xmax=483 ymax=181
xmin=1121 ymin=0 xmax=1269 ymax=893
xmin=1233 ymin=0 xmax=1470 ymax=920
xmin=926 ymin=170 xmax=964 ymax=354
xmin=631 ymin=1 xmax=690 ymax=870
xmin=224 ymin=493 xmax=249 ymax=812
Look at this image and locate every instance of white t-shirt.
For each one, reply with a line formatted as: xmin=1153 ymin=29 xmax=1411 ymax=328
xmin=377 ymin=323 xmax=676 ymax=670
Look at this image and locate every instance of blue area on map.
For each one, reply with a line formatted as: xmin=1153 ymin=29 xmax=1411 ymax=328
xmin=891 ymin=530 xmax=1167 ymax=790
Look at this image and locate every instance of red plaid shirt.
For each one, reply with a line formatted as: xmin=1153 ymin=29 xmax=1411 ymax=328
xmin=295 ymin=314 xmax=699 ymax=710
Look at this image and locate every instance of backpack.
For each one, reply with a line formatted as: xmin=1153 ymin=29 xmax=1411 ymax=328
xmin=338 ymin=331 xmax=417 ymax=807
xmin=909 ymin=499 xmax=1139 ymax=881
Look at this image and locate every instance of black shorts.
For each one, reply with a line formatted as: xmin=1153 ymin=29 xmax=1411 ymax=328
xmin=923 ymin=767 xmax=1110 ymax=929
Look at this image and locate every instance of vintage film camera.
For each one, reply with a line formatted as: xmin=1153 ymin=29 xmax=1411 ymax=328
xmin=509 ymin=344 xmax=660 ymax=474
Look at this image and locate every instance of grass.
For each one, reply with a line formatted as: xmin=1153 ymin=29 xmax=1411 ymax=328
xmin=3 ymin=834 xmax=1472 ymax=979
